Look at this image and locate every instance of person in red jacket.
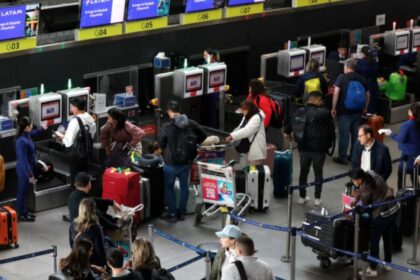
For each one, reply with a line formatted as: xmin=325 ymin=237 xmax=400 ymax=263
xmin=247 ymin=79 xmax=271 ymax=129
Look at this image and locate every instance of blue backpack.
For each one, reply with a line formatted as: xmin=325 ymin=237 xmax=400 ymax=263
xmin=344 ymin=80 xmax=366 ymax=110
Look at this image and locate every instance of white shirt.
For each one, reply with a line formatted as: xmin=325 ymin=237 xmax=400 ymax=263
xmin=221 ymin=256 xmax=274 ymax=280
xmin=221 ymin=249 xmax=237 ymax=276
xmin=62 ymin=112 xmax=96 ymax=148
xmin=361 ymin=140 xmax=374 ymax=172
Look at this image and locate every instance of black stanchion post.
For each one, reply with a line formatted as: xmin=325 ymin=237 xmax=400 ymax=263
xmin=148 ymin=224 xmax=154 ymax=244
xmin=51 ymin=245 xmax=57 ymax=273
xmin=290 ymin=227 xmax=297 ymax=280
xmin=281 ymin=186 xmax=293 ymax=263
xmin=352 ymin=206 xmax=361 ymax=280
xmin=408 ymin=177 xmax=420 ymax=265
xmin=205 ymin=251 xmax=211 ymax=280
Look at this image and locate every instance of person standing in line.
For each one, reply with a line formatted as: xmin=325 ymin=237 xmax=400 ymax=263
xmin=247 ymin=79 xmax=273 ymax=129
xmin=352 ymin=124 xmax=392 ymax=181
xmin=284 ymin=92 xmax=335 ymax=206
xmin=331 ymin=59 xmax=370 ymax=165
xmin=295 ymin=59 xmax=328 ymax=101
xmin=15 ymin=116 xmax=47 ymax=222
xmin=356 ymin=46 xmax=379 ymax=114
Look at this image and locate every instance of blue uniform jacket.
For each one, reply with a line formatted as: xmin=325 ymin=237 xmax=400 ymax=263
xmin=15 ymin=129 xmax=43 ymax=178
xmin=391 ymin=120 xmax=420 ymax=157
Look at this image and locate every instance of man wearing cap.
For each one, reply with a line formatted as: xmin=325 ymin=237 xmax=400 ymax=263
xmin=210 ymin=225 xmax=242 ymax=280
xmin=67 ymin=172 xmax=120 ymax=230
xmin=159 ymin=100 xmax=218 ymax=222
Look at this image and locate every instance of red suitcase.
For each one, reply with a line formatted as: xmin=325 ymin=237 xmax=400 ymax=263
xmin=363 ymin=114 xmax=384 ymax=142
xmin=102 ymin=168 xmax=141 ymax=224
xmin=0 ymin=206 xmax=18 ymax=248
xmin=264 ymin=143 xmax=276 ymax=174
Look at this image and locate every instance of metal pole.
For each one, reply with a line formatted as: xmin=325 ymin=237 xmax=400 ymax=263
xmin=281 ymin=186 xmax=293 ymax=263
xmin=219 ymin=91 xmax=225 ymax=131
xmin=352 ymin=206 xmax=361 ymax=280
xmin=408 ymin=166 xmax=420 ymax=265
xmin=51 ymin=245 xmax=57 ymax=273
xmin=148 ymin=224 xmax=154 ymax=244
xmin=361 ymin=253 xmax=368 ymax=280
xmin=205 ymin=251 xmax=211 ymax=280
xmin=290 ymin=227 xmax=297 ymax=280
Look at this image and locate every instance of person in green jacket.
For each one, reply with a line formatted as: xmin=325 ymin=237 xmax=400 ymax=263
xmin=210 ymin=225 xmax=243 ymax=280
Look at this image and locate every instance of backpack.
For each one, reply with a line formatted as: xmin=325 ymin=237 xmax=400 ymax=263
xmin=290 ymin=108 xmax=307 ymax=146
xmin=257 ymin=96 xmax=283 ymax=129
xmin=304 ymin=77 xmax=321 ymax=95
xmin=173 ymin=122 xmax=199 ymax=163
xmin=151 ymin=268 xmax=175 ymax=280
xmin=233 ymin=260 xmax=248 ymax=280
xmin=68 ymin=117 xmax=93 ymax=160
xmin=385 ymin=71 xmax=407 ymax=101
xmin=344 ymin=80 xmax=366 ymax=110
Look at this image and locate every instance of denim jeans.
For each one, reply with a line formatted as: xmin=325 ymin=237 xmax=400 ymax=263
xmin=338 ymin=114 xmax=361 ymax=160
xmin=369 ymin=211 xmax=398 ymax=269
xmin=299 ymin=151 xmax=326 ymax=199
xmin=164 ymin=164 xmax=190 ymax=216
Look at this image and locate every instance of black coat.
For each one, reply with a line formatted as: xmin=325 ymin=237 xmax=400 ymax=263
xmin=351 ymin=140 xmax=392 ymax=181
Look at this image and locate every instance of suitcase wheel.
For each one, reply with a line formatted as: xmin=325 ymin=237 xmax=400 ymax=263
xmin=320 ymin=258 xmax=331 ymax=269
xmin=194 ymin=203 xmax=203 ymax=226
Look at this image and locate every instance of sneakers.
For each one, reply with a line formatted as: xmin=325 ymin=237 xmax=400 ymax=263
xmin=359 ymin=267 xmax=378 ymax=278
xmin=298 ymin=196 xmax=310 ymax=204
xmin=161 ymin=213 xmax=178 ymax=223
xmin=18 ymin=214 xmax=35 ymax=222
xmin=333 ymin=157 xmax=349 ymax=165
xmin=382 ymin=265 xmax=392 ymax=272
xmin=314 ymin=199 xmax=322 ymax=206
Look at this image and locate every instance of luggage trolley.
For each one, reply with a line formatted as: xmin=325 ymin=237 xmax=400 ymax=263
xmin=193 ymin=145 xmax=251 ymax=227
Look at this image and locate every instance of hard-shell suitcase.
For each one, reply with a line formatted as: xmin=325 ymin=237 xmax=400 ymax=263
xmin=264 ymin=143 xmax=276 ymax=174
xmin=102 ymin=168 xmax=141 ymax=223
xmin=273 ymin=145 xmax=292 ymax=198
xmin=235 ymin=169 xmax=246 ymax=194
xmin=0 ymin=206 xmax=18 ymax=248
xmin=301 ymin=210 xmax=354 ymax=259
xmin=246 ymin=165 xmax=271 ymax=212
xmin=174 ymin=180 xmax=197 ymax=214
xmin=362 ymin=114 xmax=384 ymax=142
xmin=140 ymin=178 xmax=151 ymax=221
xmin=141 ymin=166 xmax=165 ymax=218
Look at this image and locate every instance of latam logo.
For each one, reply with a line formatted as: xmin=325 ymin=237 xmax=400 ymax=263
xmin=0 ymin=9 xmax=23 ymax=17
xmin=86 ymin=0 xmax=111 ymax=5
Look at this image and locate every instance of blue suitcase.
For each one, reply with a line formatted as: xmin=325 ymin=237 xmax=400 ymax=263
xmin=273 ymin=144 xmax=292 ymax=198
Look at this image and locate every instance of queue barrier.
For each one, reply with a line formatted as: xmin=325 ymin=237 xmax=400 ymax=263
xmin=0 ymin=246 xmax=58 ymax=279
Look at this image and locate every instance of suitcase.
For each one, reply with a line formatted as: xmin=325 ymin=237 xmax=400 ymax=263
xmin=235 ymin=169 xmax=246 ymax=194
xmin=273 ymin=145 xmax=292 ymax=198
xmin=264 ymin=143 xmax=276 ymax=174
xmin=246 ymin=165 xmax=271 ymax=212
xmin=362 ymin=114 xmax=384 ymax=142
xmin=141 ymin=166 xmax=165 ymax=218
xmin=140 ymin=178 xmax=151 ymax=221
xmin=396 ymin=188 xmax=416 ymax=237
xmin=174 ymin=179 xmax=197 ymax=214
xmin=301 ymin=210 xmax=354 ymax=259
xmin=102 ymin=168 xmax=141 ymax=224
xmin=0 ymin=206 xmax=18 ymax=248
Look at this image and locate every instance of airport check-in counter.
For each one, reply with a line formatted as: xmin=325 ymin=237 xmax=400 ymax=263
xmin=378 ymin=93 xmax=418 ymax=124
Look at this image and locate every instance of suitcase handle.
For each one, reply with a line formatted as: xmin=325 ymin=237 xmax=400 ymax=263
xmin=302 ymin=221 xmax=321 ymax=230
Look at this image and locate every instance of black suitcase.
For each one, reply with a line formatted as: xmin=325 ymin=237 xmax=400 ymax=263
xmin=235 ymin=169 xmax=246 ymax=194
xmin=141 ymin=166 xmax=165 ymax=218
xmin=301 ymin=210 xmax=354 ymax=261
xmin=396 ymin=188 xmax=416 ymax=237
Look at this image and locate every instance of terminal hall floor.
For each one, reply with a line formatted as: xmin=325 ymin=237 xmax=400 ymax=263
xmin=0 ymin=122 xmax=419 ymax=280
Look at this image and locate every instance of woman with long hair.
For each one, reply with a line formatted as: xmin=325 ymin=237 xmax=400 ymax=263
xmin=225 ymin=100 xmax=267 ymax=165
xmin=58 ymin=239 xmax=101 ymax=280
xmin=69 ymin=198 xmax=108 ymax=267
xmin=132 ymin=238 xmax=161 ymax=279
xmin=247 ymin=79 xmax=273 ymax=129
xmin=15 ymin=117 xmax=47 ymax=222
xmin=100 ymin=107 xmax=145 ymax=168
xmin=382 ymin=103 xmax=420 ymax=188
xmin=356 ymin=46 xmax=379 ymax=113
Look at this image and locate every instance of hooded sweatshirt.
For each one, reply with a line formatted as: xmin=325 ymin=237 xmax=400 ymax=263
xmin=159 ymin=114 xmax=207 ymax=165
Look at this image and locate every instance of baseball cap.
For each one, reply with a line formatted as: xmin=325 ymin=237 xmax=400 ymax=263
xmin=215 ymin=225 xmax=242 ymax=239
xmin=75 ymin=172 xmax=92 ymax=187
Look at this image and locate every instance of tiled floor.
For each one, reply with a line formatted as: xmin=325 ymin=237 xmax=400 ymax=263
xmin=1 ymin=122 xmax=419 ymax=280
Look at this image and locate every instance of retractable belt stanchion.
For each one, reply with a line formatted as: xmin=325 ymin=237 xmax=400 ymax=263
xmin=148 ymin=224 xmax=154 ymax=244
xmin=352 ymin=206 xmax=361 ymax=280
xmin=281 ymin=186 xmax=293 ymax=263
xmin=52 ymin=245 xmax=58 ymax=273
xmin=361 ymin=253 xmax=368 ymax=280
xmin=205 ymin=251 xmax=211 ymax=280
xmin=408 ymin=165 xmax=420 ymax=265
xmin=290 ymin=227 xmax=297 ymax=280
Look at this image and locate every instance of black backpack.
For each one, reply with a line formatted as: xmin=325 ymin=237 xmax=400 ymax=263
xmin=257 ymin=96 xmax=283 ymax=129
xmin=173 ymin=122 xmax=198 ymax=163
xmin=151 ymin=268 xmax=175 ymax=280
xmin=68 ymin=117 xmax=93 ymax=160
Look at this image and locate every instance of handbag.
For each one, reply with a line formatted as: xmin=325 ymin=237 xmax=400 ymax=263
xmin=235 ymin=114 xmax=262 ymax=154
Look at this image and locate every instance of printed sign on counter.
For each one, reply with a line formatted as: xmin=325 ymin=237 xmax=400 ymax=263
xmin=224 ymin=2 xmax=264 ymax=18
xmin=125 ymin=16 xmax=168 ymax=33
xmin=76 ymin=23 xmax=123 ymax=41
xmin=0 ymin=37 xmax=36 ymax=54
xmin=181 ymin=8 xmax=223 ymax=25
